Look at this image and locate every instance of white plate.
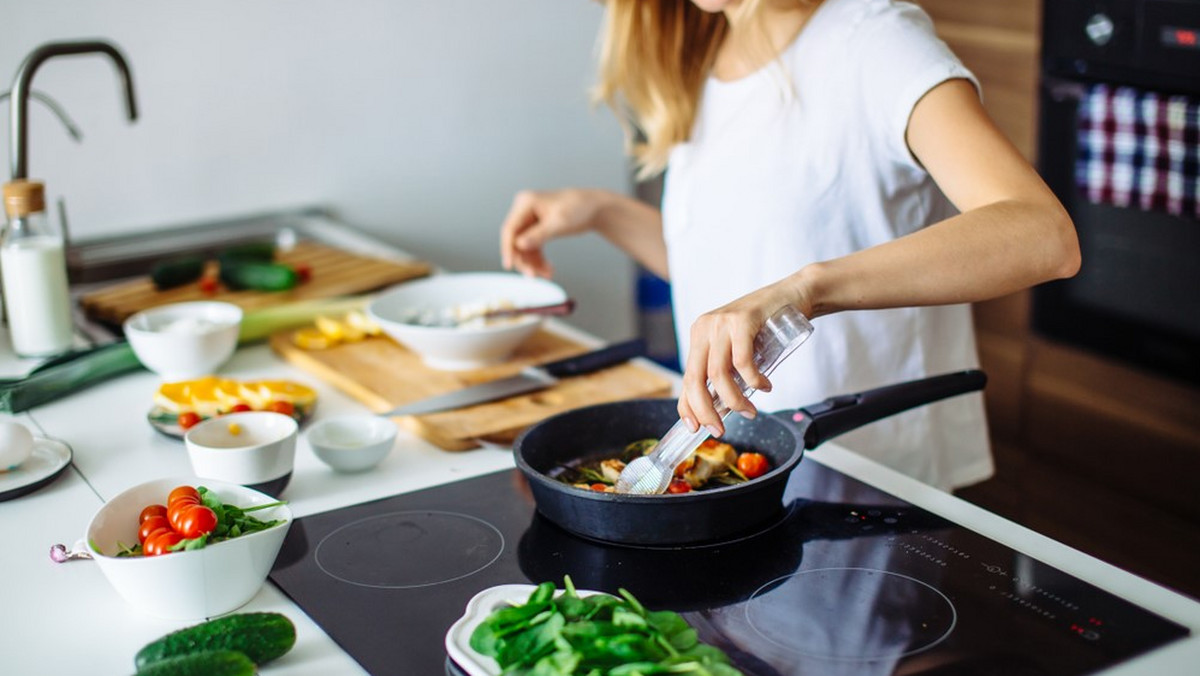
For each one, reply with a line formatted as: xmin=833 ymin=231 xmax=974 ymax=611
xmin=0 ymin=437 xmax=72 ymax=502
xmin=445 ymin=584 xmax=610 ymax=675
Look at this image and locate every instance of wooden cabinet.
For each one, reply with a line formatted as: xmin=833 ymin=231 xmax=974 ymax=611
xmin=918 ymin=0 xmax=1200 ymax=599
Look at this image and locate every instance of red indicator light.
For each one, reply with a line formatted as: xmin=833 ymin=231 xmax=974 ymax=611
xmin=1176 ymin=29 xmax=1197 ymax=46
xmin=1089 ymin=617 xmax=1103 ymax=626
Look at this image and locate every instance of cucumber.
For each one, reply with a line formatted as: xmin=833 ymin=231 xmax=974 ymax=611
xmin=134 ymin=612 xmax=296 ymax=670
xmin=150 ymin=256 xmax=206 ymax=290
xmin=133 ymin=650 xmax=254 ymax=676
xmin=218 ymin=242 xmax=276 ymax=264
xmin=219 ymin=261 xmax=299 ymax=291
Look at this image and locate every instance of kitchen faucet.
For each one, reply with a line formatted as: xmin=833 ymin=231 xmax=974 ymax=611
xmin=8 ymin=40 xmax=138 ymax=180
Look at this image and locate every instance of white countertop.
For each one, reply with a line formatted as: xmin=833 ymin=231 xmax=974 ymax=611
xmin=1 ymin=222 xmax=1197 ymax=676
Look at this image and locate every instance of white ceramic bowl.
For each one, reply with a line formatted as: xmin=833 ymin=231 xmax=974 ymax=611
xmin=306 ymin=415 xmax=397 ymax=473
xmin=124 ymin=301 xmax=243 ymax=380
xmin=185 ymin=411 xmax=297 ymax=497
xmin=85 ymin=477 xmax=291 ymax=620
xmin=367 ymin=272 xmax=567 ymax=370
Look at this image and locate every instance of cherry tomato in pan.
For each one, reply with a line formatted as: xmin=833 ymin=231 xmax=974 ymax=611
xmin=589 ymin=483 xmax=609 ymax=492
xmin=736 ymin=452 xmax=770 ymax=480
xmin=138 ymin=504 xmax=168 ymax=524
xmin=265 ymin=400 xmax=295 ymax=417
xmin=138 ymin=516 xmax=172 ymax=544
xmin=144 ymin=530 xmax=184 ymax=556
xmin=667 ymin=478 xmax=693 ymax=494
xmin=175 ymin=504 xmax=218 ymax=539
xmin=673 ymin=456 xmax=695 ymax=477
xmin=177 ymin=412 xmax=202 ymax=430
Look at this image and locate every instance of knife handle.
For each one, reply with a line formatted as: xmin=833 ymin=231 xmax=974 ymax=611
xmin=541 ymin=338 xmax=646 ymax=378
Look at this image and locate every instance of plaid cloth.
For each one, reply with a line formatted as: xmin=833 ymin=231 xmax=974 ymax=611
xmin=1075 ymin=83 xmax=1200 ymax=219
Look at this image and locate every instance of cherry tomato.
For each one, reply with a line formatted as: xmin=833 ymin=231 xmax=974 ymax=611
xmin=736 ymin=452 xmax=770 ymax=480
xmin=667 ymin=478 xmax=692 ymax=494
xmin=144 ymin=530 xmax=183 ymax=556
xmin=138 ymin=516 xmax=172 ymax=544
xmin=700 ymin=439 xmax=720 ymax=449
xmin=293 ymin=264 xmax=312 ymax=283
xmin=589 ymin=483 xmax=608 ymax=492
xmin=198 ymin=276 xmax=219 ymax=296
xmin=266 ymin=400 xmax=295 ymax=416
xmin=168 ymin=486 xmax=200 ymax=505
xmin=138 ymin=504 xmax=168 ymax=524
xmin=228 ymin=402 xmax=252 ymax=413
xmin=177 ymin=412 xmax=202 ymax=430
xmin=175 ymin=504 xmax=218 ymax=539
xmin=673 ymin=456 xmax=695 ymax=477
xmin=168 ymin=499 xmax=200 ymax=531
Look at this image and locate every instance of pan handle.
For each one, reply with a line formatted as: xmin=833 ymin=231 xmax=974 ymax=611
xmin=793 ymin=370 xmax=987 ymax=450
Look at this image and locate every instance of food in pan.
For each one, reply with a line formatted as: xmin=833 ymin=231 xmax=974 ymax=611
xmin=556 ymin=438 xmax=771 ymax=494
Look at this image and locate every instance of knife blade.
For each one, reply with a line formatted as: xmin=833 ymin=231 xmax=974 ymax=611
xmin=384 ymin=338 xmax=647 ymax=416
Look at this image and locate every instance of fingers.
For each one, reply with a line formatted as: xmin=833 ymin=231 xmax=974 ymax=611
xmin=500 ymin=191 xmax=552 ymax=277
xmin=678 ymin=308 xmax=771 ymax=438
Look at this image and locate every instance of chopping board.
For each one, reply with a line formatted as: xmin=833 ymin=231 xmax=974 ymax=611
xmin=269 ymin=329 xmax=674 ymax=450
xmin=79 ymin=241 xmax=433 ymax=326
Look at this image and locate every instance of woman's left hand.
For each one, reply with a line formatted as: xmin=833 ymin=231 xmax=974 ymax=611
xmin=678 ymin=281 xmax=811 ymax=438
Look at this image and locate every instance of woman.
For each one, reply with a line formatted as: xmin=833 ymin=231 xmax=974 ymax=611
xmin=500 ymin=0 xmax=1079 ymax=490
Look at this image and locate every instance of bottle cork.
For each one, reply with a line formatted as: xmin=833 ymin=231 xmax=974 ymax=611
xmin=3 ymin=179 xmax=46 ymax=218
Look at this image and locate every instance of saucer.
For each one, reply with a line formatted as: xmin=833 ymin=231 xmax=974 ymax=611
xmin=0 ymin=437 xmax=72 ymax=502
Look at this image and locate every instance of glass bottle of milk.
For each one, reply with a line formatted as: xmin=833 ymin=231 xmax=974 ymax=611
xmin=1 ymin=180 xmax=73 ymax=358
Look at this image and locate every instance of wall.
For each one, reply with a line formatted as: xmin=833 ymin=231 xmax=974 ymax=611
xmin=0 ymin=0 xmax=636 ymax=342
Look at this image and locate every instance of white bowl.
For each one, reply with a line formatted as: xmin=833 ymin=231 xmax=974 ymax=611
xmin=367 ymin=272 xmax=567 ymax=370
xmin=124 ymin=301 xmax=243 ymax=380
xmin=85 ymin=477 xmax=291 ymax=620
xmin=185 ymin=411 xmax=297 ymax=497
xmin=306 ymin=415 xmax=397 ymax=473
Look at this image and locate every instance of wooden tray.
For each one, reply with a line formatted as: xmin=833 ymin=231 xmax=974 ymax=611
xmin=269 ymin=329 xmax=674 ymax=450
xmin=79 ymin=241 xmax=432 ymax=326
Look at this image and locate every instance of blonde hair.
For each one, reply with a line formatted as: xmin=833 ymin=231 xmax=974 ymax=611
xmin=595 ymin=0 xmax=787 ymax=179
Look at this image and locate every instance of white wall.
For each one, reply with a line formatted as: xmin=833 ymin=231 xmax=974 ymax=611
xmin=0 ymin=0 xmax=637 ymax=341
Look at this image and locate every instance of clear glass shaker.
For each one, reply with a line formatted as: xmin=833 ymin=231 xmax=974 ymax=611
xmin=2 ymin=180 xmax=74 ymax=357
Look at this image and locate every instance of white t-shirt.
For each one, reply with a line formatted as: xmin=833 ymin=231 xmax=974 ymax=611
xmin=661 ymin=0 xmax=993 ymax=491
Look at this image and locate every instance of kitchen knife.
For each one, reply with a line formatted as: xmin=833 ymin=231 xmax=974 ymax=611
xmin=385 ymin=338 xmax=647 ymax=416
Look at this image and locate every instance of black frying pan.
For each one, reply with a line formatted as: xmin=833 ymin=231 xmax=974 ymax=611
xmin=513 ymin=369 xmax=986 ymax=546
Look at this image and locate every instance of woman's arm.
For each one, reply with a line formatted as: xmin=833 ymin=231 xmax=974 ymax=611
xmin=678 ymin=78 xmax=1080 ymax=436
xmin=500 ymin=188 xmax=670 ymax=279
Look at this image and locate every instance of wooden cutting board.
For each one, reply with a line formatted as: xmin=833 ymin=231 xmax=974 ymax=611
xmin=80 ymin=241 xmax=433 ymax=325
xmin=269 ymin=329 xmax=674 ymax=450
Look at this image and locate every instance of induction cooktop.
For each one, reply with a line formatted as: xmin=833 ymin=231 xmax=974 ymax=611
xmin=269 ymin=461 xmax=1189 ymax=676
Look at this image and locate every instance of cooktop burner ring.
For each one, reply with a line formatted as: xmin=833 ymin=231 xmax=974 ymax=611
xmin=744 ymin=566 xmax=958 ymax=662
xmin=313 ymin=510 xmax=505 ymax=589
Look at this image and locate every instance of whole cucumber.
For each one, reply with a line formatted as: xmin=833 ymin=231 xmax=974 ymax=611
xmin=150 ymin=256 xmax=206 ymax=290
xmin=134 ymin=612 xmax=296 ymax=670
xmin=219 ymin=261 xmax=299 ymax=291
xmin=134 ymin=650 xmax=254 ymax=676
xmin=217 ymin=242 xmax=276 ymax=267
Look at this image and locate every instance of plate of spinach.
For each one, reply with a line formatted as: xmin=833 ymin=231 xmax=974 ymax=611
xmin=445 ymin=578 xmax=743 ymax=675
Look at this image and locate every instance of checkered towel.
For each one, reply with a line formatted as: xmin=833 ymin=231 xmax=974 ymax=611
xmin=1075 ymin=83 xmax=1200 ymax=219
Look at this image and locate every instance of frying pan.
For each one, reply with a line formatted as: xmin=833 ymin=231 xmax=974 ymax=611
xmin=513 ymin=369 xmax=986 ymax=546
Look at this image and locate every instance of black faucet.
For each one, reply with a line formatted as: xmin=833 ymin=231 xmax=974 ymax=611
xmin=8 ymin=40 xmax=138 ymax=180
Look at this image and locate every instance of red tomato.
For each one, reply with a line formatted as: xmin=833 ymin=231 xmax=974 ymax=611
xmin=198 ymin=276 xmax=218 ymax=296
xmin=168 ymin=486 xmax=200 ymax=505
xmin=667 ymin=479 xmax=692 ymax=494
xmin=673 ymin=456 xmax=695 ymax=477
xmin=138 ymin=516 xmax=172 ymax=544
xmin=144 ymin=530 xmax=183 ymax=556
xmin=589 ymin=483 xmax=608 ymax=492
xmin=294 ymin=264 xmax=312 ymax=283
xmin=168 ymin=500 xmax=200 ymax=531
xmin=736 ymin=452 xmax=770 ymax=480
xmin=177 ymin=412 xmax=202 ymax=430
xmin=700 ymin=439 xmax=720 ymax=449
xmin=228 ymin=402 xmax=252 ymax=413
xmin=265 ymin=400 xmax=295 ymax=417
xmin=175 ymin=505 xmax=218 ymax=539
xmin=138 ymin=504 xmax=168 ymax=524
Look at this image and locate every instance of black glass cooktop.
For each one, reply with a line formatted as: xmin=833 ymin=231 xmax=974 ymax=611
xmin=269 ymin=462 xmax=1189 ymax=676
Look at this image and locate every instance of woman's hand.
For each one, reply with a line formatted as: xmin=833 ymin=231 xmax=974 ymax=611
xmin=678 ymin=280 xmax=812 ymax=438
xmin=500 ymin=189 xmax=610 ymax=278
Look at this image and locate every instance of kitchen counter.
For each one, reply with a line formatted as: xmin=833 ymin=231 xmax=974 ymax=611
xmin=2 ymin=223 xmax=1197 ymax=675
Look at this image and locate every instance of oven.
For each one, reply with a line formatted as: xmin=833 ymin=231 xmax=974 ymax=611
xmin=1034 ymin=0 xmax=1200 ymax=385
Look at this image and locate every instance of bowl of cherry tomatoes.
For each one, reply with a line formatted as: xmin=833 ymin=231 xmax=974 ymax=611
xmin=84 ymin=477 xmax=291 ymax=619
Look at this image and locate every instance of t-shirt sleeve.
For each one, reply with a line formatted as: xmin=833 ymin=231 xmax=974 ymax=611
xmin=852 ymin=2 xmax=980 ymax=166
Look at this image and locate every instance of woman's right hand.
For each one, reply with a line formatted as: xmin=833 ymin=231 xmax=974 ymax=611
xmin=500 ymin=188 xmax=610 ymax=278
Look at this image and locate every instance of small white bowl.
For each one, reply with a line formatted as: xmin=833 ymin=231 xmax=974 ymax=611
xmin=124 ymin=301 xmax=243 ymax=380
xmin=85 ymin=477 xmax=291 ymax=620
xmin=306 ymin=415 xmax=397 ymax=473
xmin=185 ymin=411 xmax=297 ymax=497
xmin=367 ymin=272 xmax=567 ymax=370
